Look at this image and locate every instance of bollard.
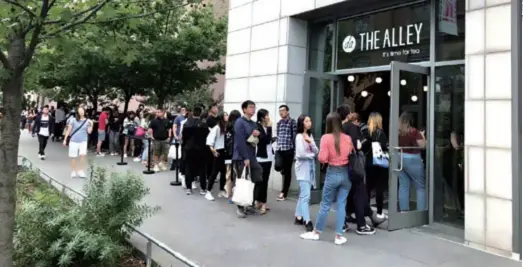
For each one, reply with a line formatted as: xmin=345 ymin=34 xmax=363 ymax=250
xmin=170 ymin=142 xmax=182 ymax=186
xmin=143 ymin=138 xmax=154 ymax=175
xmin=117 ymin=133 xmax=128 ymax=166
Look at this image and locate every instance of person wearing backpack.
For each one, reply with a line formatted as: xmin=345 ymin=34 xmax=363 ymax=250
xmin=224 ymin=110 xmax=241 ymax=201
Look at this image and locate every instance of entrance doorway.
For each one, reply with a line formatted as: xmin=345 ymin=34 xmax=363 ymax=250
xmin=339 ymin=61 xmax=430 ymax=230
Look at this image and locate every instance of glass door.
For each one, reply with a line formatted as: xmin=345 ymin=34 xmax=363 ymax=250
xmin=388 ymin=61 xmax=430 ymax=230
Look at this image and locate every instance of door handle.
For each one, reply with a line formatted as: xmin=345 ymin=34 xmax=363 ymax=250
xmin=392 ymin=147 xmax=404 ymax=172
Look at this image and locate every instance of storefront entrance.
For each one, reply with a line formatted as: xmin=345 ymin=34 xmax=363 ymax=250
xmin=303 ymin=0 xmax=465 ymax=235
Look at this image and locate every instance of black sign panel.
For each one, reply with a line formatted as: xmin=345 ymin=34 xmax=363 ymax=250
xmin=336 ymin=3 xmax=431 ymax=70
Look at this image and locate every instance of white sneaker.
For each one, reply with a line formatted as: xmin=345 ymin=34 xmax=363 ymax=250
xmin=96 ymin=153 xmax=105 ymax=157
xmin=181 ymin=179 xmax=186 ymax=189
xmin=71 ymin=171 xmax=77 ymax=178
xmin=300 ymin=231 xmax=319 ymax=241
xmin=160 ymin=164 xmax=168 ymax=172
xmin=334 ymin=236 xmax=347 ymax=245
xmin=153 ymin=165 xmax=160 ymax=173
xmin=376 ymin=213 xmax=388 ymax=220
xmin=77 ymin=170 xmax=86 ymax=178
xmin=218 ymin=191 xmax=227 ymax=198
xmin=123 ymin=154 xmax=128 ymax=158
xmin=192 ymin=181 xmax=197 ymax=189
xmin=205 ymin=192 xmax=215 ymax=201
xmin=133 ymin=157 xmax=141 ymax=162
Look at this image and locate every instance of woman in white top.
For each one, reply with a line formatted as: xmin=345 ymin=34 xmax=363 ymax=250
xmin=204 ymin=112 xmax=228 ymax=201
xmin=122 ymin=111 xmax=140 ymax=158
xmin=294 ymin=115 xmax=318 ymax=232
xmin=255 ymin=109 xmax=274 ymax=214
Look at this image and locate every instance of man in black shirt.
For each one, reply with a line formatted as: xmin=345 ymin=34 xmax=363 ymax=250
xmin=148 ymin=109 xmax=172 ymax=172
xmin=182 ymin=106 xmax=210 ymax=195
xmin=206 ymin=102 xmax=219 ymax=128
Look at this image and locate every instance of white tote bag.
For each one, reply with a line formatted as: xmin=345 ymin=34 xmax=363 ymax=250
xmin=232 ymin=167 xmax=255 ymax=206
xmin=371 ymin=141 xmax=389 ymax=168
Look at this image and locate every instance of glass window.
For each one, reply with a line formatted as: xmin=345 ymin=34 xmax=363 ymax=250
xmin=308 ymin=77 xmax=330 ymax=138
xmin=433 ymin=65 xmax=465 ymax=227
xmin=336 ymin=3 xmax=430 ymax=70
xmin=308 ymin=22 xmax=334 ymax=72
xmin=435 ymin=0 xmax=465 ymax=61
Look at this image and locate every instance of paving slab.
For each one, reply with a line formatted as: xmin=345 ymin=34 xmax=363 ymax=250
xmin=17 ymin=133 xmax=520 ymax=267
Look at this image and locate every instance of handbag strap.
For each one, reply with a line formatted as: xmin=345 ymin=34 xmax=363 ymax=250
xmin=70 ymin=119 xmax=87 ymax=139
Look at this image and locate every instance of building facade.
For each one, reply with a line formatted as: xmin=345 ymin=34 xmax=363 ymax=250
xmin=223 ymin=0 xmax=521 ymax=260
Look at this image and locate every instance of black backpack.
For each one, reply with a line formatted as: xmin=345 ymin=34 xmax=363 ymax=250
xmin=224 ymin=127 xmax=234 ymax=160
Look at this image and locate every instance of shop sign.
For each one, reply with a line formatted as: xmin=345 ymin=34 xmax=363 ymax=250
xmin=439 ymin=0 xmax=458 ymax=36
xmin=342 ymin=22 xmax=424 ymax=58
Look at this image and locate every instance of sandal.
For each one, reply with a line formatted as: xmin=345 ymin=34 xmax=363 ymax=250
xmin=259 ymin=205 xmax=267 ymax=215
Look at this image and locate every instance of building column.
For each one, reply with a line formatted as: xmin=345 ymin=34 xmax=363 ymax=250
xmin=464 ymin=0 xmax=517 ymax=257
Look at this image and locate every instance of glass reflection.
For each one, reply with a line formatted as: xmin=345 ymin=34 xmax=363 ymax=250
xmin=434 ymin=65 xmax=465 ymax=226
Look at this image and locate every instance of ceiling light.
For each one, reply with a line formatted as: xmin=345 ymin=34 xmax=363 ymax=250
xmin=387 ymin=91 xmax=391 ymax=96
xmin=348 ymin=75 xmax=355 ymax=82
xmin=400 ymin=79 xmax=407 ymax=86
xmin=411 ymin=95 xmax=418 ymax=102
xmin=375 ymin=77 xmax=382 ymax=84
xmin=361 ymin=90 xmax=368 ymax=97
xmin=423 ymin=86 xmax=428 ymax=92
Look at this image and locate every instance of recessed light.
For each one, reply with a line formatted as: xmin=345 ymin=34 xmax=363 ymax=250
xmin=361 ymin=90 xmax=368 ymax=97
xmin=401 ymin=79 xmax=407 ymax=86
xmin=411 ymin=95 xmax=418 ymax=102
xmin=375 ymin=77 xmax=382 ymax=84
xmin=348 ymin=75 xmax=355 ymax=82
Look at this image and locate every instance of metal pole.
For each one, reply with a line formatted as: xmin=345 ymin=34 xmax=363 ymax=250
xmin=117 ymin=133 xmax=128 ymax=166
xmin=146 ymin=240 xmax=152 ymax=267
xmin=170 ymin=142 xmax=182 ymax=186
xmin=511 ymin=0 xmax=522 ymax=259
xmin=143 ymin=138 xmax=155 ymax=174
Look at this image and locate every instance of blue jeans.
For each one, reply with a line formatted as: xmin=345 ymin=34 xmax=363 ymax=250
xmin=295 ymin=180 xmax=312 ymax=222
xmin=314 ymin=165 xmax=351 ymax=235
xmin=398 ymin=153 xmax=426 ymax=211
xmin=141 ymin=138 xmax=149 ymax=161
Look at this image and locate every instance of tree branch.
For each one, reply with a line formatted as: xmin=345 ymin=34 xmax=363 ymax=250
xmin=0 ymin=50 xmax=11 ymax=70
xmin=18 ymin=0 xmax=49 ymax=70
xmin=43 ymin=0 xmax=110 ymax=37
xmin=88 ymin=2 xmax=193 ymax=25
xmin=2 ymin=0 xmax=37 ymax=17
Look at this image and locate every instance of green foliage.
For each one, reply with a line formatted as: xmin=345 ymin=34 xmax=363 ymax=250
xmin=14 ymin=167 xmax=157 ymax=267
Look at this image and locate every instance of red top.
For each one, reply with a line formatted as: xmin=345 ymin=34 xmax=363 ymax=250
xmin=318 ymin=133 xmax=354 ymax=166
xmin=98 ymin=111 xmax=108 ymax=130
xmin=398 ymin=128 xmax=423 ymax=154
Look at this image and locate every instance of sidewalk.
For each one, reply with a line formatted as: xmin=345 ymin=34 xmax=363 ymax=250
xmin=17 ymin=133 xmax=519 ymax=267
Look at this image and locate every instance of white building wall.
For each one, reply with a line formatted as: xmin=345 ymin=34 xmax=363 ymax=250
xmin=464 ymin=0 xmax=516 ymax=258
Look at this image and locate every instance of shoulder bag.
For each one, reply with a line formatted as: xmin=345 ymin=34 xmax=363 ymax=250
xmin=66 ymin=119 xmax=88 ymax=146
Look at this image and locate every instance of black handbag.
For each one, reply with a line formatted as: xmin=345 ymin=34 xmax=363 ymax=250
xmin=274 ymin=151 xmax=283 ymax=172
xmin=349 ymin=149 xmax=366 ymax=184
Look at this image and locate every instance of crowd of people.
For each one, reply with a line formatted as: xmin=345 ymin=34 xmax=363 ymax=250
xmin=21 ymin=99 xmax=428 ymax=245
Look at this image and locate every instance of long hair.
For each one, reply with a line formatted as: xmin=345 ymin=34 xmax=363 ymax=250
xmin=368 ymin=112 xmax=383 ymax=136
xmin=256 ymin=109 xmax=269 ymax=124
xmin=227 ymin=110 xmax=241 ymax=129
xmin=75 ymin=107 xmax=85 ymax=121
xmin=217 ymin=111 xmax=227 ymax=134
xmin=325 ymin=112 xmax=343 ymax=155
xmin=296 ymin=114 xmax=311 ymax=135
xmin=398 ymin=111 xmax=414 ymax=136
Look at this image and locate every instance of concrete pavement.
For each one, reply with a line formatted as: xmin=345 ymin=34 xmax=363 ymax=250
xmin=17 ymin=132 xmax=520 ymax=267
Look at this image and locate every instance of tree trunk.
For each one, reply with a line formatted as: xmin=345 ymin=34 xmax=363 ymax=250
xmin=157 ymin=96 xmax=165 ymax=110
xmin=123 ymin=95 xmax=131 ymax=114
xmin=0 ymin=37 xmax=25 ymax=267
xmin=91 ymin=94 xmax=98 ymax=113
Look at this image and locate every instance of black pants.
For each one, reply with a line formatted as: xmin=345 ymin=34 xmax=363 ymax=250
xmin=53 ymin=121 xmax=64 ymax=141
xmin=207 ymin=149 xmax=226 ymax=191
xmin=185 ymin=150 xmax=206 ymax=190
xmin=366 ymin=165 xmax=388 ymax=214
xmin=346 ymin=181 xmax=373 ymax=228
xmin=254 ymin=162 xmax=272 ymax=203
xmin=38 ymin=134 xmax=49 ymax=155
xmin=278 ymin=150 xmax=294 ymax=197
xmin=199 ymin=150 xmax=214 ymax=190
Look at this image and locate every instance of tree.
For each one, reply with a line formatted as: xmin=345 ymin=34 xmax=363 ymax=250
xmin=0 ymin=1 xmax=200 ymax=265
